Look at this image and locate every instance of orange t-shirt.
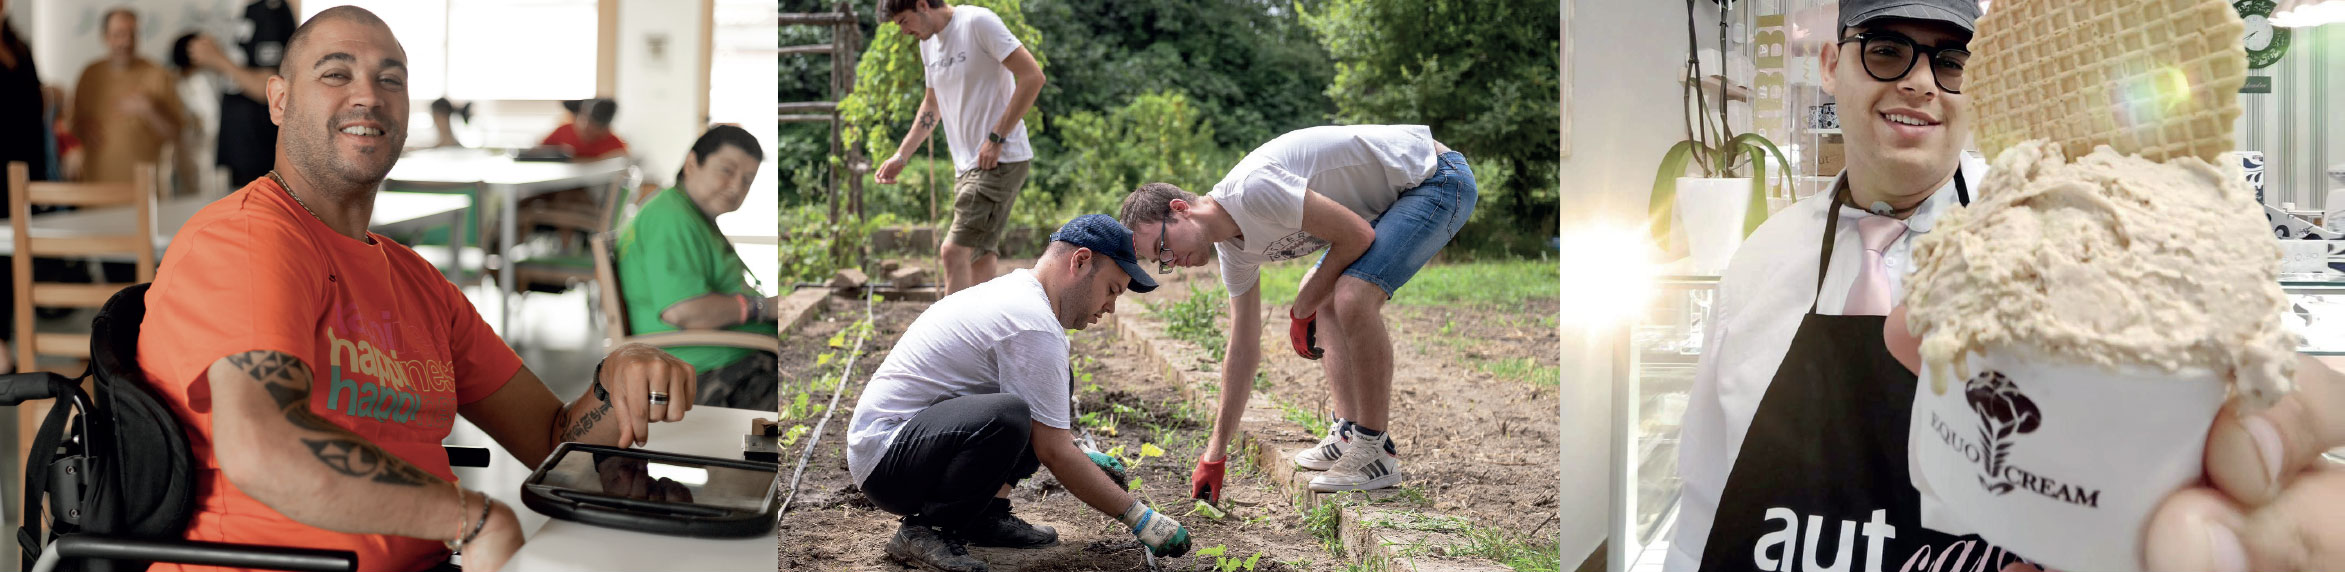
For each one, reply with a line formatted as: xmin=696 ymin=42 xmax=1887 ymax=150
xmin=540 ymin=123 xmax=628 ymax=160
xmin=138 ymin=177 xmax=522 ymax=572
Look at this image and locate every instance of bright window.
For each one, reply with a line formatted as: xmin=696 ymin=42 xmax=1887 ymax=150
xmin=302 ymin=0 xmax=597 ymax=102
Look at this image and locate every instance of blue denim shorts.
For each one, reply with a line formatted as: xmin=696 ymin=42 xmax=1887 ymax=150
xmin=1331 ymin=151 xmax=1477 ymax=297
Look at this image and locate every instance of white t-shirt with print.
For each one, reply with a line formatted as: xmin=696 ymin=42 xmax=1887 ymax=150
xmin=1211 ymin=125 xmax=1440 ymax=296
xmin=845 ymin=269 xmax=1071 ymax=485
xmin=919 ymin=6 xmax=1035 ymax=175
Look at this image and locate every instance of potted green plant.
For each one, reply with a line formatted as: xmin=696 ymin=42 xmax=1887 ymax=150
xmin=1648 ymin=0 xmax=1794 ymax=274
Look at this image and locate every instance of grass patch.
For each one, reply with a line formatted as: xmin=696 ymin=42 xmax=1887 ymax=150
xmin=1421 ymin=330 xmax=1561 ymax=387
xmin=1477 ymin=356 xmax=1562 ymax=387
xmin=1372 ymin=486 xmax=1431 ymax=507
xmin=1356 ymin=511 xmax=1562 ymax=572
xmin=1451 ymin=525 xmax=1563 ymax=572
xmin=1275 ymin=398 xmax=1327 ymax=439
xmin=1303 ymin=497 xmax=1348 ymax=557
xmin=1147 ymin=282 xmax=1231 ymax=360
xmin=1256 ymin=259 xmax=1559 ymax=308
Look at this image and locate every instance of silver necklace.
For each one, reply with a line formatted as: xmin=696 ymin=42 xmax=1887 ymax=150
xmin=267 ymin=170 xmax=327 ymax=222
xmin=269 ymin=170 xmax=373 ymax=243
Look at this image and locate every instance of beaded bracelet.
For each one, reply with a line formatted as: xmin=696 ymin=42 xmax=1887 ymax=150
xmin=443 ymin=484 xmax=469 ymax=552
xmin=456 ymin=492 xmax=493 ymax=552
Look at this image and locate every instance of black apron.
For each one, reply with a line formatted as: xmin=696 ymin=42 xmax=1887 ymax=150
xmin=1698 ymin=173 xmax=2024 ymax=572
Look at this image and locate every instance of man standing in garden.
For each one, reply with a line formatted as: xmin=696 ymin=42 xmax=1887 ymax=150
xmin=846 ymin=215 xmax=1189 ymax=572
xmin=1118 ymin=124 xmax=1476 ymax=497
xmin=871 ymin=0 xmax=1048 ymax=295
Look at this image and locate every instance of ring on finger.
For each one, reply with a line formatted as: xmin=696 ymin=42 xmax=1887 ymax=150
xmin=648 ymin=391 xmax=671 ymax=406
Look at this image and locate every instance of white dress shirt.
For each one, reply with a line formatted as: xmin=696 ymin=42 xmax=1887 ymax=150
xmin=1665 ymin=161 xmax=1984 ymax=572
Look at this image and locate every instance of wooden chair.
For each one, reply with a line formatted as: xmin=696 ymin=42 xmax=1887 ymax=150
xmin=513 ymin=169 xmax=636 ymax=294
xmin=590 ymin=233 xmax=777 ymax=353
xmin=7 ymin=161 xmax=157 ymax=374
xmin=6 ymin=162 xmax=157 ymax=560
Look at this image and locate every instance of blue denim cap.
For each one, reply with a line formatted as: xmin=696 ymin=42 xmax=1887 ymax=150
xmin=1049 ymin=214 xmax=1159 ymax=293
xmin=1841 ymin=0 xmax=1979 ymax=35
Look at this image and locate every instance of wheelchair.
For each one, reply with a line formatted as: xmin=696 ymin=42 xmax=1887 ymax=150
xmin=3 ymin=284 xmax=488 ymax=572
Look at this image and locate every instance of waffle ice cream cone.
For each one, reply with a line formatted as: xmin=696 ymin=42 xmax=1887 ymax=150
xmin=1968 ymin=0 xmax=2248 ymax=164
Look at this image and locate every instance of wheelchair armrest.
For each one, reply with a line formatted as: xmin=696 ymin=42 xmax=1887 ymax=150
xmin=445 ymin=445 xmax=491 ymax=468
xmin=47 ymin=534 xmax=357 ymax=572
xmin=0 ymin=372 xmax=80 ymax=406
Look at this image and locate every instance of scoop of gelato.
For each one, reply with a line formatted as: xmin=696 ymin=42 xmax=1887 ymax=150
xmin=1905 ymin=139 xmax=2295 ymax=408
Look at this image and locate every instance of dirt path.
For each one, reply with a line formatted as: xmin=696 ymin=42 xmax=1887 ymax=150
xmin=777 ymin=294 xmax=1351 ymax=572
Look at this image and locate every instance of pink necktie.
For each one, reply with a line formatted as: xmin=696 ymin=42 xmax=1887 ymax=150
xmin=1844 ymin=215 xmax=1908 ymax=316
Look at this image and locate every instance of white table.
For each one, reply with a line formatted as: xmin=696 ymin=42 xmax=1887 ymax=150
xmin=384 ymin=149 xmax=632 ymax=334
xmin=457 ymin=406 xmax=777 ymax=572
xmin=0 ymin=193 xmax=471 ymax=258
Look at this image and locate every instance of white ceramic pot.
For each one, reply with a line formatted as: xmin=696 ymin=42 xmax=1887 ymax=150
xmin=1676 ymin=177 xmax=1755 ymax=276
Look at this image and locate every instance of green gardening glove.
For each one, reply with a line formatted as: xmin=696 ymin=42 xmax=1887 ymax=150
xmin=1086 ymin=449 xmax=1131 ymax=490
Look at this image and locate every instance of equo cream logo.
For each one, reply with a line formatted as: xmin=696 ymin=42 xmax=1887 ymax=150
xmin=1928 ymin=372 xmax=2103 ymax=508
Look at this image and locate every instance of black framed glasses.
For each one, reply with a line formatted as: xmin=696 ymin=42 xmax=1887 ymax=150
xmin=1156 ymin=219 xmax=1174 ymax=275
xmin=1839 ymin=32 xmax=1969 ymax=94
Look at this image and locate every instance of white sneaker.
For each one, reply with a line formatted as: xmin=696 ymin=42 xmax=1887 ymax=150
xmin=1309 ymin=432 xmax=1401 ymax=492
xmin=1293 ymin=419 xmax=1350 ymax=471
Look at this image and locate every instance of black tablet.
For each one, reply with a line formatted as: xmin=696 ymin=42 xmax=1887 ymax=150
xmin=519 ymin=443 xmax=779 ymax=538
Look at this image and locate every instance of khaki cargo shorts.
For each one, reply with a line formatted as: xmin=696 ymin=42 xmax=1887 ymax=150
xmin=943 ymin=160 xmax=1030 ymax=256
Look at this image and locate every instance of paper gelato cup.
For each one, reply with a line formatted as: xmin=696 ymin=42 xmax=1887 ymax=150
xmin=1909 ymin=347 xmax=2227 ymax=571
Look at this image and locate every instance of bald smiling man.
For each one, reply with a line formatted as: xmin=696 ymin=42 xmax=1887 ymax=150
xmin=135 ymin=8 xmax=698 ymax=571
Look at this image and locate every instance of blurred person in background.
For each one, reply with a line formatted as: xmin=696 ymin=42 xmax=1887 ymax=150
xmin=72 ymin=7 xmax=183 ymax=184
xmin=544 ymin=97 xmax=628 ymax=162
xmin=184 ymin=0 xmax=295 ymax=187
xmin=429 ymin=97 xmax=472 ymax=149
xmin=168 ymin=33 xmax=222 ymax=196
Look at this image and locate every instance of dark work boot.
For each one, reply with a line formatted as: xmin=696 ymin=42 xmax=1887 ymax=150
xmin=956 ymin=498 xmax=1059 ymax=548
xmin=884 ymin=521 xmax=988 ymax=572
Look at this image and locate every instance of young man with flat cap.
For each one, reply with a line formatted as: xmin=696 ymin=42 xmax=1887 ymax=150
xmin=847 ymin=215 xmax=1190 ymax=572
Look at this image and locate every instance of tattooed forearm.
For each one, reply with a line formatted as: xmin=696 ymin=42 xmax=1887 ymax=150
xmin=227 ymin=350 xmax=434 ymax=488
xmin=916 ymin=111 xmax=938 ymax=130
xmin=283 ymin=407 xmax=346 ymax=433
xmin=558 ymin=399 xmax=612 ymax=443
xmin=298 ymin=437 xmax=431 ymax=487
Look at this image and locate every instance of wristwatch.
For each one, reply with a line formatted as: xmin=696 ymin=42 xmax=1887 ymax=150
xmin=987 ymin=131 xmax=1006 ymax=145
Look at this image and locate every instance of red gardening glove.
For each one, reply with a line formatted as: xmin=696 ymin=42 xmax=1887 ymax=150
xmin=1190 ymin=458 xmax=1226 ymax=503
xmin=1289 ymin=309 xmax=1324 ymax=360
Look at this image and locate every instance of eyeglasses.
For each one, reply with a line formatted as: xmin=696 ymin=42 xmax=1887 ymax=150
xmin=1838 ymin=32 xmax=1969 ymax=94
xmin=1156 ymin=219 xmax=1174 ymax=275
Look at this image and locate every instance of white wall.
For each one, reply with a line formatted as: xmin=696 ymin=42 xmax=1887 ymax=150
xmin=1557 ymin=0 xmax=1689 ymax=568
xmin=612 ymin=0 xmax=706 ymax=191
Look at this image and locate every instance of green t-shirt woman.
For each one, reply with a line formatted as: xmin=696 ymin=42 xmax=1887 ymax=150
xmin=614 ymin=126 xmax=778 ymax=376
